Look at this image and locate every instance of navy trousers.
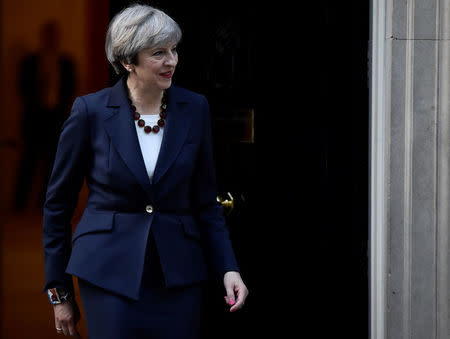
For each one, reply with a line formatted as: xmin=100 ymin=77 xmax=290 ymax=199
xmin=78 ymin=231 xmax=204 ymax=339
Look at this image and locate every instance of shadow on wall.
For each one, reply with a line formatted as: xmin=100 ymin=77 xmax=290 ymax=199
xmin=12 ymin=20 xmax=76 ymax=212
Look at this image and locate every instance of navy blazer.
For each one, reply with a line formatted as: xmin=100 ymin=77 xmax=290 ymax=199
xmin=42 ymin=78 xmax=239 ymax=300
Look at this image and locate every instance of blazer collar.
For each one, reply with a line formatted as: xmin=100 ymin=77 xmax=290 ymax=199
xmin=103 ymin=78 xmax=192 ymax=198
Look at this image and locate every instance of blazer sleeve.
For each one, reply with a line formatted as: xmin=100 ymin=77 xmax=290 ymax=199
xmin=191 ymin=96 xmax=240 ymax=278
xmin=42 ymin=97 xmax=91 ymax=292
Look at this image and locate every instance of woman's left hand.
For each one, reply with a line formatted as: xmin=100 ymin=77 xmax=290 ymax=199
xmin=223 ymin=271 xmax=249 ymax=312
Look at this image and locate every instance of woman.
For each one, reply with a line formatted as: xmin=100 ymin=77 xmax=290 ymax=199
xmin=42 ymin=4 xmax=248 ymax=338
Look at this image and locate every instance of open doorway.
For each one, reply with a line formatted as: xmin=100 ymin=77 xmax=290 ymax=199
xmin=107 ymin=1 xmax=370 ymax=337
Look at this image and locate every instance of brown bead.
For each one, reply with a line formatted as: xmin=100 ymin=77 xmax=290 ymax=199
xmin=144 ymin=126 xmax=152 ymax=134
xmin=152 ymin=125 xmax=160 ymax=133
xmin=131 ymin=105 xmax=136 ymax=112
xmin=160 ymin=111 xmax=167 ymax=119
xmin=138 ymin=119 xmax=145 ymax=127
xmin=134 ymin=112 xmax=140 ymax=120
xmin=157 ymin=119 xmax=165 ymax=127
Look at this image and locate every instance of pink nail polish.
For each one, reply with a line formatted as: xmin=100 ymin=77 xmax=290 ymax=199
xmin=229 ymin=299 xmax=235 ymax=306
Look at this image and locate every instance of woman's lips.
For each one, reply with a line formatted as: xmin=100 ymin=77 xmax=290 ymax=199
xmin=160 ymin=71 xmax=173 ymax=79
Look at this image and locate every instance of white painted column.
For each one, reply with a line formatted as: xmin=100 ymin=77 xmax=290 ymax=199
xmin=370 ymin=0 xmax=450 ymax=338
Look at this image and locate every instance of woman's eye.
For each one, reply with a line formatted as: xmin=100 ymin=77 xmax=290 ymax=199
xmin=151 ymin=47 xmax=177 ymax=57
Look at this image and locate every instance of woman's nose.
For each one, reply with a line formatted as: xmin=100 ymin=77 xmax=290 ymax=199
xmin=164 ymin=52 xmax=177 ymax=66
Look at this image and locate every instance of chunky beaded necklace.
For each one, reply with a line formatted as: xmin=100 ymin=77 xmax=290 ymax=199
xmin=128 ymin=91 xmax=168 ymax=134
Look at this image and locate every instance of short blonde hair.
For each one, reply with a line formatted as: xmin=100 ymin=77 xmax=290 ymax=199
xmin=105 ymin=4 xmax=182 ymax=75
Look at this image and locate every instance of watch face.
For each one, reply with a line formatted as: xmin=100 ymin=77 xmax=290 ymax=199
xmin=47 ymin=288 xmax=61 ymax=304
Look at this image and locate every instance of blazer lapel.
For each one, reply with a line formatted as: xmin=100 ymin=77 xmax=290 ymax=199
xmin=103 ymin=78 xmax=153 ymax=197
xmin=152 ymin=86 xmax=191 ymax=185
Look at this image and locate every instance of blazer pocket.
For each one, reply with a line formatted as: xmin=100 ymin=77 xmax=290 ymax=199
xmin=178 ymin=215 xmax=201 ymax=240
xmin=72 ymin=209 xmax=115 ymax=242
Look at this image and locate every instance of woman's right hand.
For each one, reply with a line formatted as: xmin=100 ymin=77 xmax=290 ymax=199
xmin=53 ymin=299 xmax=81 ymax=337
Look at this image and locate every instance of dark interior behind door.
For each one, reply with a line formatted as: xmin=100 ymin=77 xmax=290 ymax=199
xmin=109 ymin=1 xmax=369 ymax=338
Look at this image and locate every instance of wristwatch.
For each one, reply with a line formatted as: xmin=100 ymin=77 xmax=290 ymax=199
xmin=47 ymin=288 xmax=73 ymax=305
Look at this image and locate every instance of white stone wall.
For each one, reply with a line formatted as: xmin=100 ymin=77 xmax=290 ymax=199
xmin=371 ymin=0 xmax=450 ymax=338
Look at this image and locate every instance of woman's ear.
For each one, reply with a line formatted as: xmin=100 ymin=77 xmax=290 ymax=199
xmin=120 ymin=60 xmax=134 ymax=73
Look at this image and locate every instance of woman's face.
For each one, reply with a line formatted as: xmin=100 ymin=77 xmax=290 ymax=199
xmin=133 ymin=43 xmax=178 ymax=91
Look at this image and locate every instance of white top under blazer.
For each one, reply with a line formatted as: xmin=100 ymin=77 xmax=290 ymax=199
xmin=134 ymin=114 xmax=164 ymax=181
